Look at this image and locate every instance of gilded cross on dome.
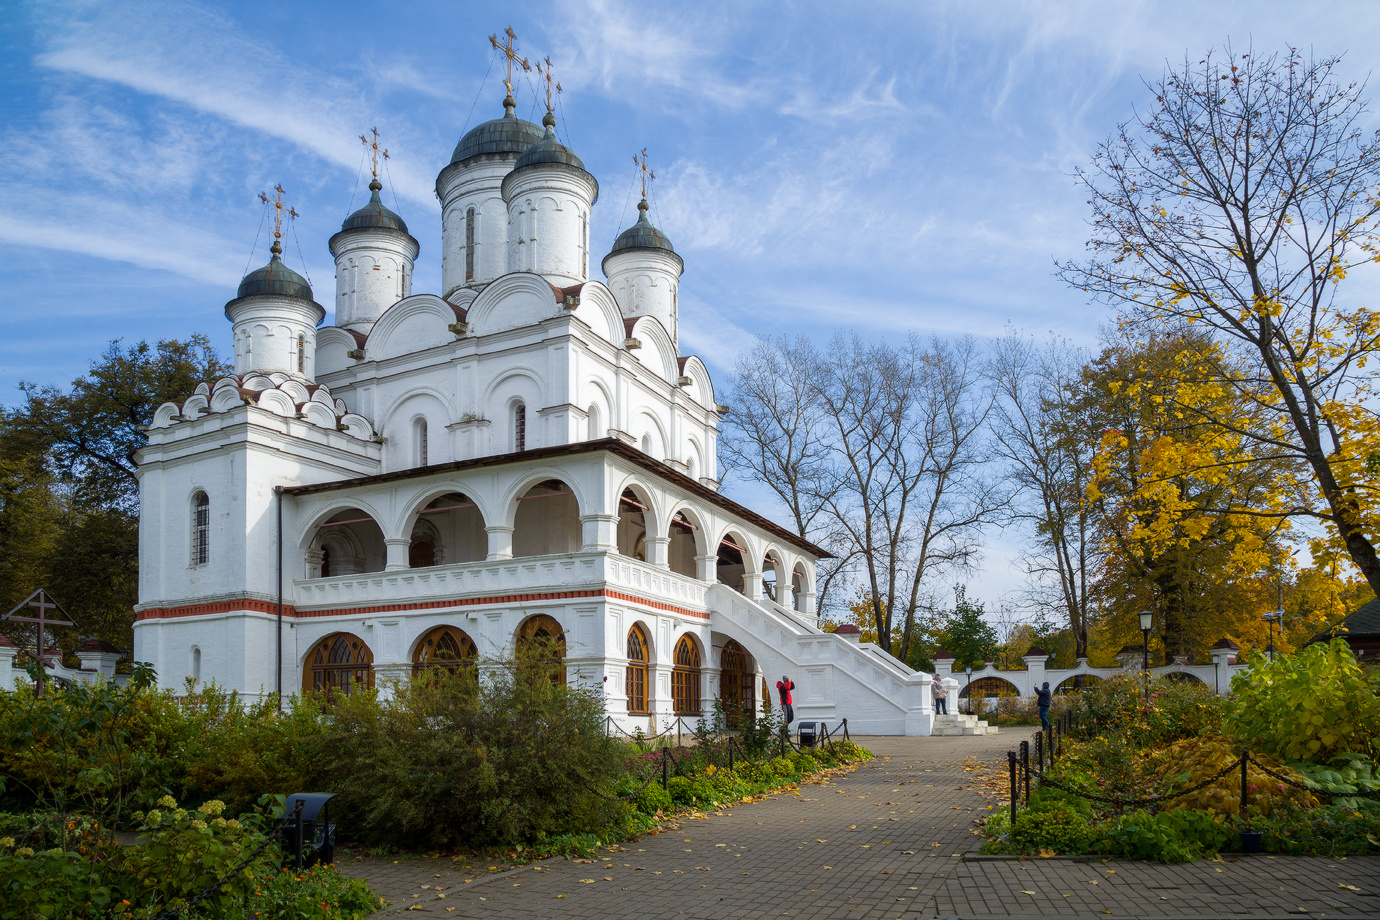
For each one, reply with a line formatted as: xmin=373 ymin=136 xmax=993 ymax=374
xmin=536 ymin=56 xmax=561 ymax=114
xmin=258 ymin=184 xmax=298 ymax=246
xmin=360 ymin=127 xmax=389 ymax=179
xmin=489 ymin=26 xmax=531 ymax=97
xmin=634 ymin=148 xmax=655 ymax=200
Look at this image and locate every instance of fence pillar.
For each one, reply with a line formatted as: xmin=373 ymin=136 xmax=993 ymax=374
xmin=1035 ymin=732 xmax=1043 ymax=774
xmin=1008 ymin=751 xmax=1018 ymax=824
xmin=1020 ymin=741 xmax=1030 ymax=804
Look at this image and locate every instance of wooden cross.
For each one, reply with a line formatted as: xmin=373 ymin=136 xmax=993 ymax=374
xmin=634 ymin=148 xmax=655 ymax=200
xmin=536 ymin=56 xmax=561 ymax=114
xmin=489 ymin=26 xmax=531 ymax=97
xmin=360 ymin=127 xmax=389 ymax=179
xmin=3 ymin=589 xmax=76 ymax=696
xmin=258 ymin=184 xmax=298 ymax=244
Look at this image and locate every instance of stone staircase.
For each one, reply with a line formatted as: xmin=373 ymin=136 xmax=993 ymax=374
xmin=931 ymin=712 xmax=998 ymax=736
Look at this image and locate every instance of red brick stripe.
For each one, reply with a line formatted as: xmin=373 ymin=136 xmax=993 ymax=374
xmin=136 ymin=589 xmax=710 ymax=622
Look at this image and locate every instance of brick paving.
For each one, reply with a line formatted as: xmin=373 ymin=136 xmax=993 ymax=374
xmin=339 ymin=732 xmax=1380 ymax=919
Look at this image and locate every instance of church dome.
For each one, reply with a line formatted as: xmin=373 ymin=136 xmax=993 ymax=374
xmin=609 ymin=199 xmax=676 ymax=256
xmin=237 ymin=241 xmax=313 ymax=301
xmin=511 ymin=114 xmax=587 ymax=175
xmin=339 ymin=179 xmax=409 ymax=235
xmin=450 ymin=96 xmax=546 ymax=164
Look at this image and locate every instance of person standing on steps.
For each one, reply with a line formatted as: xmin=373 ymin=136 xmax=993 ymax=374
xmin=1035 ymin=681 xmax=1052 ymax=730
xmin=932 ymin=673 xmax=948 ymax=715
xmin=776 ymin=675 xmax=795 ymax=725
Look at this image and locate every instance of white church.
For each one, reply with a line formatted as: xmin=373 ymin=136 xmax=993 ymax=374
xmin=131 ymin=46 xmax=952 ymax=736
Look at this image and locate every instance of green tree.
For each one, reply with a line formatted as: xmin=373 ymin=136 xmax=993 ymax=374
xmin=938 ymin=586 xmax=999 ymax=671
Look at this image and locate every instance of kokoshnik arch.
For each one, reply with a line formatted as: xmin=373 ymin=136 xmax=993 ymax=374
xmin=130 ymin=31 xmax=952 ymax=735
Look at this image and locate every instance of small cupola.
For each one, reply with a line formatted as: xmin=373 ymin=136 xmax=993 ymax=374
xmin=602 ymin=186 xmax=684 ymax=345
xmin=500 ymin=62 xmax=599 ymax=286
xmin=226 ymin=186 xmax=325 ymax=382
xmin=329 ymin=137 xmax=420 ymax=335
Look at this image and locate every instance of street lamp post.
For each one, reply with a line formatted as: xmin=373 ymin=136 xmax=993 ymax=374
xmin=1262 ymin=610 xmax=1283 ymax=661
xmin=1138 ymin=610 xmax=1153 ymax=699
xmin=964 ymin=664 xmax=973 ymax=715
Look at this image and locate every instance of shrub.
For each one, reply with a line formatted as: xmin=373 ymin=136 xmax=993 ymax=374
xmin=1009 ymin=806 xmax=1093 ymax=854
xmin=1061 ymin=673 xmax=1224 ymax=746
xmin=248 ymin=864 xmax=379 ymax=919
xmin=1155 ymin=737 xmax=1315 ymax=816
xmin=1096 ymin=809 xmax=1199 ymax=863
xmin=791 ymin=754 xmax=819 ymax=774
xmin=1251 ymin=803 xmax=1380 ymax=856
xmin=768 ymin=757 xmax=796 ymax=779
xmin=1226 ymin=639 xmax=1380 ymax=762
xmin=634 ymin=783 xmax=672 ymax=815
xmin=666 ymin=776 xmax=695 ymax=806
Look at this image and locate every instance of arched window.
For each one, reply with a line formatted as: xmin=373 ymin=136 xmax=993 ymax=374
xmin=191 ymin=646 xmax=201 ymax=685
xmin=587 ymin=404 xmax=601 ymax=441
xmin=719 ymin=639 xmax=756 ymax=727
xmin=414 ymin=417 xmax=429 ymax=467
xmin=413 ymin=625 xmax=478 ymax=678
xmin=303 ymin=632 xmax=374 ymax=696
xmin=580 ymin=212 xmax=589 ymax=277
xmin=672 ymin=635 xmax=701 ymax=715
xmin=296 ymin=333 xmax=306 ymax=373
xmin=516 ymin=614 xmax=566 ymax=685
xmin=640 ymin=433 xmax=652 ymax=454
xmin=626 ymin=625 xmax=649 ymax=714
xmin=514 ymin=402 xmax=527 ymax=452
xmin=465 ymin=207 xmax=476 ymax=282
xmin=191 ymin=492 xmax=209 ymax=565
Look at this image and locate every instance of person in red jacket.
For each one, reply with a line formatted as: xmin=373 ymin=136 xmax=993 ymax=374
xmin=776 ymin=675 xmax=795 ymax=725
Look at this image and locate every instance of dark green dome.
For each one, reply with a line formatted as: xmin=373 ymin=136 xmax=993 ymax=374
xmin=340 ymin=179 xmax=409 ymax=234
xmin=450 ymin=96 xmax=546 ymax=164
xmin=513 ymin=116 xmax=587 ymax=173
xmin=237 ymin=242 xmax=313 ymax=300
xmin=610 ymin=199 xmax=675 ymax=255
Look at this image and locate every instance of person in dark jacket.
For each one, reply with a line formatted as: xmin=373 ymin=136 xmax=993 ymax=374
xmin=1035 ymin=681 xmax=1052 ymax=730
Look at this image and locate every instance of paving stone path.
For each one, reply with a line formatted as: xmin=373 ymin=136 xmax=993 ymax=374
xmin=340 ymin=732 xmax=1380 ymax=919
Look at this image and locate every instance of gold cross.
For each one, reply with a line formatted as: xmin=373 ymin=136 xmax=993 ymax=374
xmin=258 ymin=184 xmax=298 ymax=243
xmin=536 ymin=56 xmax=561 ymax=114
xmin=360 ymin=127 xmax=389 ymax=179
xmin=634 ymin=148 xmax=655 ymax=200
xmin=489 ymin=25 xmax=530 ymax=97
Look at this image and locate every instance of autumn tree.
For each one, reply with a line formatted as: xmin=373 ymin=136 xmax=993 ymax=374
xmin=1061 ymin=45 xmax=1380 ymax=596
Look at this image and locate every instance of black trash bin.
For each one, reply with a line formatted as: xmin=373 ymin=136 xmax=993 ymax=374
xmin=798 ymin=721 xmax=818 ymax=748
xmin=281 ymin=792 xmax=338 ymax=868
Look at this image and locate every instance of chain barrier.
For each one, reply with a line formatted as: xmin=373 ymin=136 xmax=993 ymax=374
xmin=1032 ymin=757 xmax=1245 ymax=808
xmin=149 ymin=801 xmax=302 ymax=920
xmin=1244 ymin=753 xmax=1380 ymax=799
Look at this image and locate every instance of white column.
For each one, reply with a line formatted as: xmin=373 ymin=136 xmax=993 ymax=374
xmin=645 ymin=535 xmax=670 ymax=568
xmin=486 ymin=525 xmax=514 ymax=560
xmin=384 ymin=538 xmax=411 ymax=572
xmin=581 ymin=513 xmax=618 ymax=552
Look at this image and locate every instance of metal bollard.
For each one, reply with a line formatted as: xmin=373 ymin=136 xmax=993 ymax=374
xmin=729 ymin=739 xmax=735 ymax=772
xmin=1020 ymin=741 xmax=1030 ymax=804
xmin=1035 ymin=731 xmax=1043 ymax=774
xmin=662 ymin=749 xmax=669 ymax=790
xmin=293 ymin=800 xmax=305 ymax=870
xmin=1008 ymin=751 xmax=1018 ymax=824
xmin=1240 ymin=752 xmax=1249 ymax=815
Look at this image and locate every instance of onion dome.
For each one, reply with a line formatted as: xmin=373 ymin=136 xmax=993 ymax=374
xmin=610 ymin=198 xmax=676 ymax=256
xmin=512 ymin=112 xmax=588 ymax=173
xmin=236 ymin=241 xmax=313 ymax=301
xmin=339 ymin=179 xmax=409 ymax=235
xmin=450 ymin=95 xmax=546 ymax=164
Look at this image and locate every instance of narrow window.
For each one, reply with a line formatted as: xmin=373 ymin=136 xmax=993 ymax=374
xmin=191 ymin=646 xmax=201 ymax=685
xmin=415 ymin=418 xmax=429 ymax=466
xmin=587 ymin=404 xmax=600 ymax=440
xmin=464 ymin=207 xmax=476 ymax=282
xmin=581 ymin=212 xmax=588 ymax=277
xmin=626 ymin=625 xmax=649 ymax=714
xmin=672 ymin=635 xmax=701 ymax=716
xmin=296 ymin=333 xmax=306 ymax=373
xmin=514 ymin=403 xmax=526 ymax=452
xmin=192 ymin=492 xmax=209 ymax=565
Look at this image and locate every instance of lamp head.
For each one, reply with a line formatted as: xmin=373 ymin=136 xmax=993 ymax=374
xmin=1138 ymin=610 xmax=1153 ymax=632
xmin=965 ymin=664 xmax=972 ymax=675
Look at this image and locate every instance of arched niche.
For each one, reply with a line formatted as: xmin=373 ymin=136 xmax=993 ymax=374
xmin=671 ymin=634 xmax=702 ymax=716
xmin=513 ymin=479 xmax=580 ymax=557
xmin=668 ymin=508 xmax=704 ymax=578
xmin=307 ymin=507 xmax=386 ymax=577
xmin=626 ymin=623 xmax=651 ymax=714
xmin=303 ymin=632 xmax=374 ymax=696
xmin=516 ymin=614 xmax=567 ymax=685
xmin=408 ymin=492 xmax=486 ymax=567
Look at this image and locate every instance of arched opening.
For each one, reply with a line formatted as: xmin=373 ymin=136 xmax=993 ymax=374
xmin=191 ymin=491 xmax=209 ymax=566
xmin=412 ymin=625 xmax=478 ymax=678
xmin=719 ymin=639 xmax=757 ymax=727
xmin=303 ymin=632 xmax=374 ymax=696
xmin=668 ymin=510 xmax=700 ymax=578
xmin=405 ymin=493 xmax=485 ymax=570
xmin=1054 ymin=674 xmax=1105 ymax=695
xmin=617 ymin=488 xmax=648 ymax=561
xmin=516 ymin=614 xmax=566 ymax=685
xmin=309 ymin=508 xmax=385 ymax=576
xmin=716 ymin=533 xmax=750 ymax=594
xmin=626 ymin=624 xmax=650 ymax=714
xmin=513 ymin=401 xmax=527 ymax=452
xmin=513 ymin=479 xmax=580 ymax=557
xmin=1164 ymin=671 xmax=1206 ymax=685
xmin=762 ymin=552 xmax=783 ymax=604
xmin=791 ymin=564 xmax=808 ymax=613
xmin=672 ymin=634 xmax=702 ymax=716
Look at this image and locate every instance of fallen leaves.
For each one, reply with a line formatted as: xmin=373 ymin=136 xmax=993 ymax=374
xmin=1340 ymin=883 xmax=1363 ymax=892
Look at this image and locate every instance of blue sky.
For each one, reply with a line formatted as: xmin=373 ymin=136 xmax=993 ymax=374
xmin=4 ymin=0 xmax=1379 ymax=610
